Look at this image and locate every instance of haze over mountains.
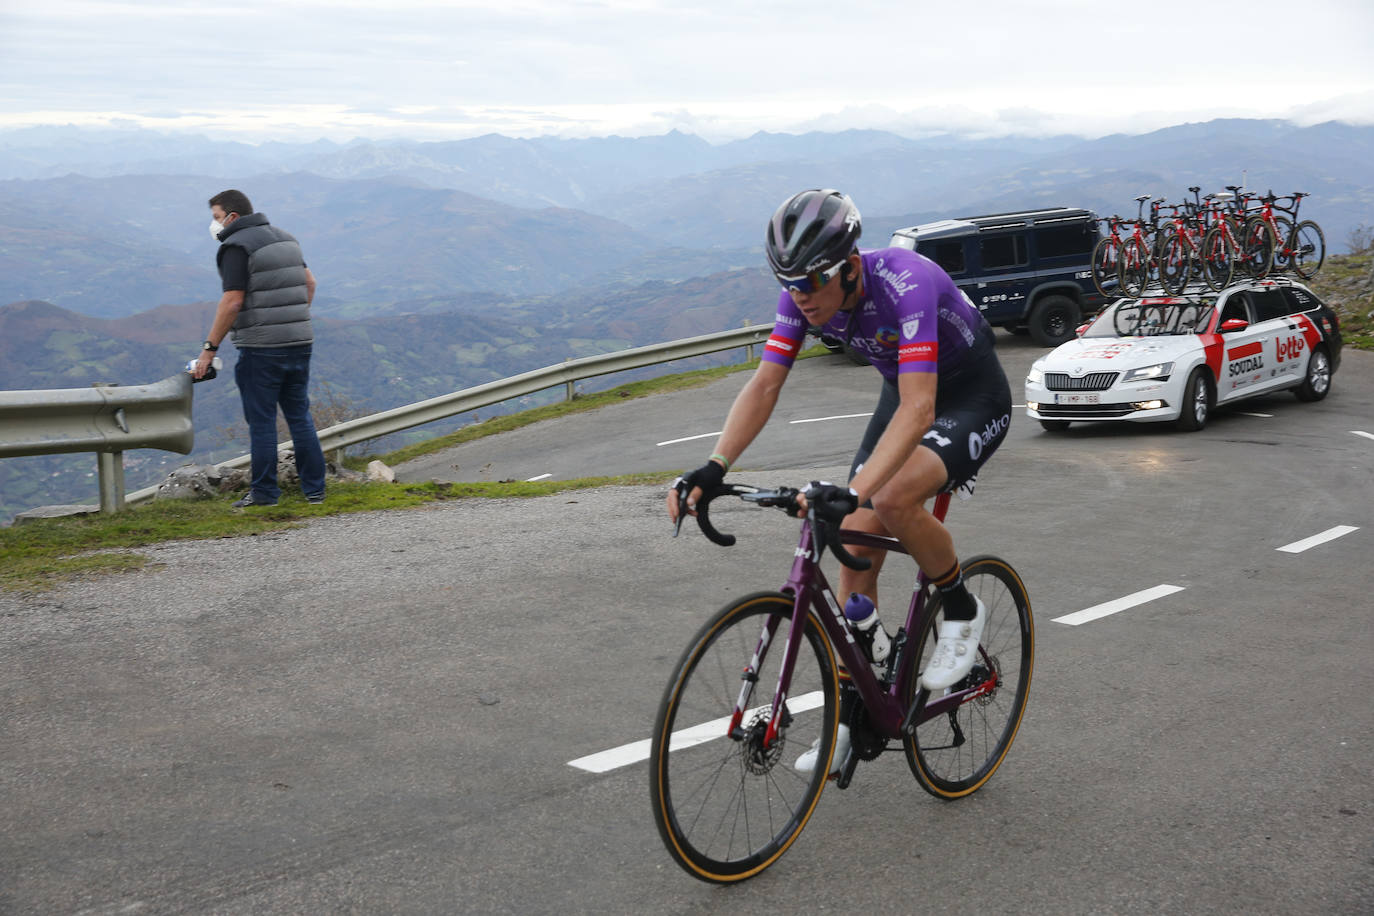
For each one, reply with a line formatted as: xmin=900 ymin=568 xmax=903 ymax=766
xmin=1 ymin=118 xmax=1372 ymax=520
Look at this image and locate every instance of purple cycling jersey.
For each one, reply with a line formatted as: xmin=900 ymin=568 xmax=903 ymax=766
xmin=762 ymin=247 xmax=988 ymax=382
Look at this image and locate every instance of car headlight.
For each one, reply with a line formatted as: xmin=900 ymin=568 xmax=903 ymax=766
xmin=1026 ymin=365 xmax=1044 ymax=385
xmin=1123 ymin=362 xmax=1173 ymax=382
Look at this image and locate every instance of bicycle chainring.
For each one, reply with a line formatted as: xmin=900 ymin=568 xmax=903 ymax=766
xmin=847 ymin=704 xmax=888 ymax=762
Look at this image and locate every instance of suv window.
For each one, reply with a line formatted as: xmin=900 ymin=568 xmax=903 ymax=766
xmin=1249 ymin=289 xmax=1292 ymax=323
xmin=929 ymin=241 xmax=966 ymax=274
xmin=1035 ymin=223 xmax=1096 ymax=259
xmin=980 ymin=234 xmax=1027 ymax=270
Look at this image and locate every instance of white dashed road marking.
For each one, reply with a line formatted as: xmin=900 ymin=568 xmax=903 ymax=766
xmin=525 ymin=473 xmax=552 ymax=482
xmin=789 ymin=412 xmax=873 ymax=425
xmin=1052 ymin=584 xmax=1186 ymax=626
xmin=656 ymin=431 xmax=721 ymax=447
xmin=568 ymin=691 xmax=825 ymax=773
xmin=1238 ymin=411 xmax=1273 ymax=418
xmin=1352 ymin=430 xmax=1374 ymax=442
xmin=1276 ymin=525 xmax=1360 ymax=554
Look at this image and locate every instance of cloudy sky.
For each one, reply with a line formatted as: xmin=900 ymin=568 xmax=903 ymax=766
xmin=2 ymin=0 xmax=1372 ymax=142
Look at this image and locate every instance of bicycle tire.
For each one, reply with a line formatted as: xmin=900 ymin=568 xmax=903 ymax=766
xmin=1157 ymin=228 xmax=1191 ymax=296
xmin=1239 ymin=217 xmax=1275 ymax=279
xmin=650 ymin=591 xmax=839 ymax=883
xmin=1200 ymin=226 xmax=1235 ymax=292
xmin=1090 ymin=236 xmax=1121 ymax=299
xmin=1269 ymin=216 xmax=1295 ymax=273
xmin=901 ymin=556 xmax=1033 ymax=799
xmin=1288 ymin=220 xmax=1326 ymax=279
xmin=1119 ymin=237 xmax=1151 ymax=298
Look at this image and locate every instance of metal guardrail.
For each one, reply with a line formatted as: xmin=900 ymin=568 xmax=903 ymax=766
xmin=113 ymin=323 xmax=773 ymax=505
xmin=0 ymin=373 xmax=194 ymax=513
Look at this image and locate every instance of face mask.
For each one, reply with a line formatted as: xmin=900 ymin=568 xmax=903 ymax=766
xmin=209 ymin=219 xmax=224 ymax=240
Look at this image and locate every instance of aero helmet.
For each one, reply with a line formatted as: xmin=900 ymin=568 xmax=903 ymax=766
xmin=764 ymin=189 xmax=862 ymax=292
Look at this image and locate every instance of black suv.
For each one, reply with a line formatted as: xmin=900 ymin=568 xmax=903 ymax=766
xmin=889 ymin=207 xmax=1106 ymax=346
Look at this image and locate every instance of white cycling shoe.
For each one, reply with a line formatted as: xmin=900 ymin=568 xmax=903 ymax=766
xmin=793 ymin=724 xmax=850 ymax=776
xmin=920 ymin=597 xmax=987 ymax=691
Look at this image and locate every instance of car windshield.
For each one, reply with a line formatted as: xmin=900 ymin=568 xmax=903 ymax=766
xmin=1083 ymin=299 xmax=1217 ymax=338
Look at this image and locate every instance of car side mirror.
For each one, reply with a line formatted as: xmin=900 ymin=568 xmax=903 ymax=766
xmin=1219 ymin=318 xmax=1249 ymax=333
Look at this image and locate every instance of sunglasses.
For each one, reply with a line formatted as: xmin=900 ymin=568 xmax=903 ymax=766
xmin=775 ymin=260 xmax=845 ymax=295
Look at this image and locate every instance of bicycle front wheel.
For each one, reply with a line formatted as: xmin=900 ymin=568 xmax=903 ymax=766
xmin=650 ymin=592 xmax=839 ymax=883
xmin=901 ymin=556 xmax=1033 ymax=799
xmin=1119 ymin=237 xmax=1151 ymax=298
xmin=1090 ymin=236 xmax=1121 ymax=298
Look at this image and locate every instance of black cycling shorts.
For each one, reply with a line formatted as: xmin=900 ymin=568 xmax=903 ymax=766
xmin=849 ymin=338 xmax=1012 ymax=497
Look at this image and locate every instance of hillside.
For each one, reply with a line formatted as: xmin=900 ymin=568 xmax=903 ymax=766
xmin=0 ymin=266 xmax=780 ymax=523
xmin=3 ymin=119 xmax=1371 ymax=321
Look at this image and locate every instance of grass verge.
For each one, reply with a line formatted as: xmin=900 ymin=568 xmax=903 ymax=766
xmin=0 ymin=474 xmax=672 ymax=593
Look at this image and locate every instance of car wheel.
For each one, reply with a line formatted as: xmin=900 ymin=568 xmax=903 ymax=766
xmin=1294 ymin=346 xmax=1331 ymax=402
xmin=1174 ymin=367 xmax=1213 ymax=431
xmin=1028 ymin=295 xmax=1081 ymax=347
xmin=1039 ymin=419 xmax=1071 ymax=432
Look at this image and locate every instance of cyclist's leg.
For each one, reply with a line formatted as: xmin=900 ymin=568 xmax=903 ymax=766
xmin=839 ymin=379 xmax=900 ymax=602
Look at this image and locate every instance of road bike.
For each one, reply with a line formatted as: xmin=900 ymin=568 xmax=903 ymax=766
xmin=1091 ymin=214 xmax=1129 ymax=298
xmin=1156 ymin=187 xmax=1235 ymax=294
xmin=650 ymin=483 xmax=1033 ymax=883
xmin=1245 ymin=190 xmax=1325 ymax=280
xmin=1118 ymin=196 xmax=1169 ymax=297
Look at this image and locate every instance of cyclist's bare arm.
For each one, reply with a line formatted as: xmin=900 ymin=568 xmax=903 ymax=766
xmin=666 ymin=359 xmax=790 ymax=522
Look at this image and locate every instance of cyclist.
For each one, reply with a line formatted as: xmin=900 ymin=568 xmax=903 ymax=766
xmin=667 ymin=188 xmax=1012 ymax=775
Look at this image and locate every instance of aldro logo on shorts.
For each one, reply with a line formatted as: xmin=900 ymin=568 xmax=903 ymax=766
xmin=968 ymin=414 xmax=1010 ymax=459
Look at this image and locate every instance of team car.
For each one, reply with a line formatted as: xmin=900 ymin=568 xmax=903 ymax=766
xmin=1024 ymin=277 xmax=1342 ymax=432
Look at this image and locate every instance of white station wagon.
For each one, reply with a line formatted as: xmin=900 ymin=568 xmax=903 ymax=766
xmin=1024 ymin=277 xmax=1343 ymax=432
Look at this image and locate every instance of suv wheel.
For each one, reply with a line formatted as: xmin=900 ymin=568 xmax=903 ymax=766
xmin=1028 ymin=295 xmax=1081 ymax=347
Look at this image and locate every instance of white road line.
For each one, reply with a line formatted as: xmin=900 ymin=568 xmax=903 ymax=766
xmin=567 ymin=690 xmax=825 ymax=774
xmin=1052 ymin=584 xmax=1185 ymax=627
xmin=1276 ymin=525 xmax=1360 ymax=554
xmin=1352 ymin=430 xmax=1374 ymax=442
xmin=656 ymin=431 xmax=721 ymax=447
xmin=525 ymin=473 xmax=552 ymax=482
xmin=1238 ymin=411 xmax=1273 ymax=418
xmin=789 ymin=412 xmax=873 ymax=425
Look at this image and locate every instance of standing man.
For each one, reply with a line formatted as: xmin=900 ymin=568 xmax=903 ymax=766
xmin=194 ymin=189 xmax=327 ymax=507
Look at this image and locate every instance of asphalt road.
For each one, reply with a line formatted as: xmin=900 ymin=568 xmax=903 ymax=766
xmin=2 ymin=335 xmax=1371 ymax=914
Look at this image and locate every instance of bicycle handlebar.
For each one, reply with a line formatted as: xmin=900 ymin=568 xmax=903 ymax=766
xmin=673 ymin=482 xmax=872 ymax=570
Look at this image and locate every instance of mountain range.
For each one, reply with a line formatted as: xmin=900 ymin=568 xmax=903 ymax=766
xmin=1 ymin=117 xmax=1372 ymax=519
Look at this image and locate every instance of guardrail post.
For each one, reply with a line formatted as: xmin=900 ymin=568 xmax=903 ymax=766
xmin=97 ymin=451 xmax=126 ymax=514
xmin=743 ymin=321 xmax=756 ymax=362
xmin=564 ymin=358 xmax=575 ymax=401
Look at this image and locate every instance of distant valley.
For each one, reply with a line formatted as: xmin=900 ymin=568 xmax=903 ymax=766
xmin=1 ymin=118 xmax=1372 ymax=520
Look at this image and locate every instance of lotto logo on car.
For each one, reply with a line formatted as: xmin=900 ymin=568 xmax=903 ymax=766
xmin=1276 ymin=335 xmax=1305 ymax=362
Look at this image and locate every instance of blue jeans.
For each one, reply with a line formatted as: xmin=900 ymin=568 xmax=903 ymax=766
xmin=234 ymin=345 xmax=326 ymax=502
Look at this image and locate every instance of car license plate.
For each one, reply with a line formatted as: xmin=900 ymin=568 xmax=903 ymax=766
xmin=1055 ymin=392 xmax=1100 ymax=405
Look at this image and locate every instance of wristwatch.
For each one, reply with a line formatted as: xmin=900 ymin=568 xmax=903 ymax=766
xmin=203 ymin=340 xmax=218 ymax=352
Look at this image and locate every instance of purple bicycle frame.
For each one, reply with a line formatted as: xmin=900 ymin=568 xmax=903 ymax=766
xmin=738 ymin=492 xmax=995 ymax=751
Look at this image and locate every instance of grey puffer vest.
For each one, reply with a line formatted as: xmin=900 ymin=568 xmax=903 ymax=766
xmin=217 ymin=213 xmax=313 ymax=348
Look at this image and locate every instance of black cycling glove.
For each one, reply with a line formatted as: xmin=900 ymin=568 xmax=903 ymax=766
xmin=675 ymin=459 xmax=726 ymax=508
xmin=805 ymin=481 xmax=859 ymax=525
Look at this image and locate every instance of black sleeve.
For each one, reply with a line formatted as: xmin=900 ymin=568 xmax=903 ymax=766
xmin=218 ymin=246 xmax=249 ymax=292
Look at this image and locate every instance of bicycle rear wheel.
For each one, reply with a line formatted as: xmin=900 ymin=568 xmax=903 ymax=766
xmin=1119 ymin=237 xmax=1151 ymax=298
xmin=1288 ymin=220 xmax=1326 ymax=279
xmin=1200 ymin=226 xmax=1235 ymax=291
xmin=901 ymin=556 xmax=1033 ymax=799
xmin=1157 ymin=229 xmax=1191 ymax=296
xmin=1090 ymin=236 xmax=1121 ymax=298
xmin=650 ymin=592 xmax=839 ymax=883
xmin=1239 ymin=217 xmax=1275 ymax=279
